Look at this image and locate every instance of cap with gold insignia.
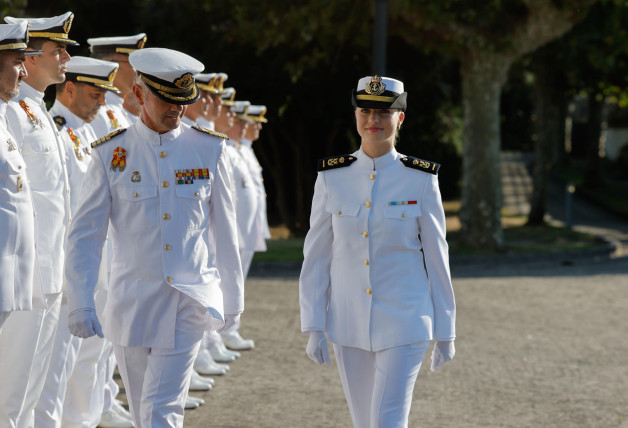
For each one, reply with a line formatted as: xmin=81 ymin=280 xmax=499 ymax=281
xmin=65 ymin=56 xmax=120 ymax=93
xmin=351 ymin=75 xmax=406 ymax=111
xmin=5 ymin=11 xmax=79 ymax=47
xmin=246 ymin=105 xmax=268 ymax=123
xmin=232 ymin=101 xmax=250 ymax=120
xmin=221 ymin=87 xmax=235 ymax=106
xmin=214 ymin=73 xmax=228 ymax=94
xmin=129 ymin=47 xmax=203 ymax=105
xmin=87 ymin=33 xmax=147 ymax=56
xmin=0 ymin=21 xmax=42 ymax=55
xmin=196 ymin=73 xmax=218 ymax=93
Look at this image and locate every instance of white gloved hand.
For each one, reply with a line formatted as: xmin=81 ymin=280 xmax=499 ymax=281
xmin=220 ymin=313 xmax=241 ymax=331
xmin=68 ymin=308 xmax=104 ymax=339
xmin=306 ymin=330 xmax=331 ymax=365
xmin=430 ymin=340 xmax=455 ymax=372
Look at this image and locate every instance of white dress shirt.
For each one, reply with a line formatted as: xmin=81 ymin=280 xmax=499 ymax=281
xmin=6 ymin=83 xmax=70 ymax=295
xmin=299 ymin=147 xmax=456 ymax=352
xmin=239 ymin=138 xmax=270 ymax=250
xmin=65 ymin=119 xmax=244 ymax=348
xmin=0 ymin=100 xmax=42 ymax=311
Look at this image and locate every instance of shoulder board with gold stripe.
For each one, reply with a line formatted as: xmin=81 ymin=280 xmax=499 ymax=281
xmin=91 ymin=128 xmax=127 ymax=149
xmin=192 ymin=125 xmax=229 ymax=140
xmin=317 ymin=154 xmax=357 ymax=171
xmin=53 ymin=115 xmax=66 ymax=131
xmin=400 ymin=156 xmax=440 ymax=175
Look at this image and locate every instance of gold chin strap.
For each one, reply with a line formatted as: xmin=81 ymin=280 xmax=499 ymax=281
xmin=157 ymin=85 xmax=198 ymax=102
xmin=29 ymin=31 xmax=69 ymax=39
xmin=76 ymin=75 xmax=116 ymax=88
xmin=0 ymin=42 xmax=27 ymax=50
xmin=141 ymin=74 xmax=191 ymax=94
xmin=115 ymin=47 xmax=137 ymax=54
xmin=355 ymin=94 xmax=396 ymax=102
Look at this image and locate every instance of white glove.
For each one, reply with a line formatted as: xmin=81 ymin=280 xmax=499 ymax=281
xmin=430 ymin=340 xmax=455 ymax=372
xmin=306 ymin=330 xmax=331 ymax=365
xmin=220 ymin=313 xmax=241 ymax=331
xmin=68 ymin=308 xmax=104 ymax=339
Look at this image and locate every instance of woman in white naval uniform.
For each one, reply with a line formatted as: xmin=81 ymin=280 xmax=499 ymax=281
xmin=299 ymin=76 xmax=456 ymax=428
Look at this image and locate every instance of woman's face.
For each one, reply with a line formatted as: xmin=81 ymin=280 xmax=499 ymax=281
xmin=354 ymin=107 xmax=404 ymax=146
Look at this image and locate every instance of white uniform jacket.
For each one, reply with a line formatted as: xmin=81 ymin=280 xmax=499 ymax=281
xmin=49 ymin=100 xmax=98 ymax=215
xmin=65 ymin=119 xmax=244 ymax=348
xmin=299 ymin=147 xmax=456 ymax=352
xmin=90 ymin=91 xmax=132 ymax=138
xmin=240 ymin=139 xmax=270 ymax=250
xmin=0 ymin=101 xmax=43 ymax=311
xmin=226 ymin=139 xmax=260 ymax=251
xmin=7 ymin=83 xmax=71 ymax=296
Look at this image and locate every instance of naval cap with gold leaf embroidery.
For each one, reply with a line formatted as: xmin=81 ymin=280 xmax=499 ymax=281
xmin=5 ymin=11 xmax=79 ymax=47
xmin=232 ymin=100 xmax=250 ymax=120
xmin=351 ymin=75 xmax=407 ymax=111
xmin=0 ymin=21 xmax=41 ymax=55
xmin=65 ymin=56 xmax=120 ymax=93
xmin=87 ymin=33 xmax=147 ymax=56
xmin=130 ymin=47 xmax=203 ymax=105
xmin=246 ymin=105 xmax=268 ymax=123
xmin=195 ymin=73 xmax=219 ymax=93
xmin=221 ymin=87 xmax=236 ymax=106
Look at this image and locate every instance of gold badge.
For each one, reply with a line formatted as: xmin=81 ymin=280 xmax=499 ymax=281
xmin=137 ymin=36 xmax=147 ymax=49
xmin=63 ymin=14 xmax=73 ymax=34
xmin=365 ymin=76 xmax=386 ymax=96
xmin=16 ymin=175 xmax=23 ymax=192
xmin=7 ymin=139 xmax=16 ymax=151
xmin=174 ymin=73 xmax=193 ymax=89
xmin=131 ymin=171 xmax=141 ymax=183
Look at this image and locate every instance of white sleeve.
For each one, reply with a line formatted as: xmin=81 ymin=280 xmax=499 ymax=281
xmin=210 ymin=143 xmax=244 ymax=315
xmin=64 ymin=148 xmax=111 ymax=312
xmin=419 ymin=174 xmax=456 ymax=340
xmin=299 ymin=173 xmax=332 ymax=333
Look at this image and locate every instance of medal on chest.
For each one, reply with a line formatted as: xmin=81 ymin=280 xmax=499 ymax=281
xmin=106 ymin=110 xmax=121 ymax=129
xmin=6 ymin=138 xmax=16 ymax=151
xmin=67 ymin=128 xmax=85 ymax=161
xmin=175 ymin=168 xmax=209 ymax=184
xmin=111 ymin=147 xmax=127 ymax=172
xmin=16 ymin=175 xmax=23 ymax=192
xmin=131 ymin=171 xmax=141 ymax=182
xmin=18 ymin=100 xmax=44 ymax=130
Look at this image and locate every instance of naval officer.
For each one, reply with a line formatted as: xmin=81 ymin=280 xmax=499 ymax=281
xmin=299 ymin=76 xmax=456 ymax=428
xmin=0 ymin=21 xmax=42 ymax=332
xmin=1 ymin=12 xmax=76 ymax=427
xmin=64 ymin=47 xmax=243 ymax=428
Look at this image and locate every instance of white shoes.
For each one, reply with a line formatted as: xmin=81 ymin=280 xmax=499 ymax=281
xmin=221 ymin=332 xmax=255 ymax=351
xmin=189 ymin=370 xmax=213 ymax=391
xmin=185 ymin=395 xmax=205 ymax=409
xmin=99 ymin=402 xmax=134 ymax=427
xmin=194 ymin=349 xmax=230 ymax=375
xmin=207 ymin=341 xmax=240 ymax=362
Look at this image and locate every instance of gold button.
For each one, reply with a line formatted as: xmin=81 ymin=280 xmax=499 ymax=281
xmin=18 ymin=165 xmax=22 ymax=169
xmin=366 ymin=288 xmax=372 ymax=295
xmin=337 ymin=211 xmax=342 ymax=215
xmin=364 ymin=260 xmax=369 ymax=266
xmin=362 ymin=231 xmax=368 ymax=238
xmin=162 ymin=181 xmax=169 ymax=188
xmin=369 ymin=173 xmax=375 ymax=180
xmin=163 ymin=214 xmax=170 ymax=220
xmin=164 ymin=244 xmax=171 ymax=251
xmin=133 ymin=192 xmax=138 ymax=198
xmin=194 ymin=192 xmax=199 ymax=197
xmin=160 ymin=152 xmax=166 ymax=158
xmin=167 ymin=276 xmax=172 ymax=283
xmin=402 ymin=213 xmax=406 ymax=218
xmin=261 ymin=178 xmax=264 ymax=182
xmin=365 ymin=201 xmax=371 ymax=208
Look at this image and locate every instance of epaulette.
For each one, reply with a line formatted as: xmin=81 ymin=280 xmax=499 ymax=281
xmin=91 ymin=128 xmax=127 ymax=149
xmin=53 ymin=115 xmax=66 ymax=130
xmin=317 ymin=154 xmax=356 ymax=171
xmin=400 ymin=156 xmax=440 ymax=175
xmin=192 ymin=125 xmax=229 ymax=140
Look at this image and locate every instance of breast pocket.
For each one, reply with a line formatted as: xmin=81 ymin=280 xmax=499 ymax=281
xmin=20 ymin=133 xmax=62 ymax=191
xmin=174 ymin=183 xmax=211 ymax=229
xmin=0 ymin=153 xmax=26 ymax=196
xmin=326 ymin=200 xmax=361 ymax=237
xmin=113 ymin=185 xmax=159 ymax=230
xmin=383 ymin=204 xmax=421 ymax=220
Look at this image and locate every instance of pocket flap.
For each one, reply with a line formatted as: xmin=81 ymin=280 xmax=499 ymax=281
xmin=384 ymin=203 xmax=421 ymax=219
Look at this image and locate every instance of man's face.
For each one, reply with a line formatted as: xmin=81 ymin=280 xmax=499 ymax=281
xmin=227 ymin=117 xmax=248 ymax=141
xmin=68 ymin=82 xmax=106 ymax=123
xmin=206 ymin=92 xmax=222 ymax=120
xmin=185 ymin=91 xmax=208 ymax=121
xmin=0 ymin=52 xmax=27 ymax=102
xmin=134 ymin=82 xmax=185 ymax=134
xmin=27 ymin=41 xmax=70 ymax=87
xmin=214 ymin=105 xmax=234 ymax=132
xmin=245 ymin=120 xmax=261 ymax=141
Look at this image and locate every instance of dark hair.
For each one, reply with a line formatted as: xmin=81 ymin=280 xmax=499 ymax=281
xmin=27 ymin=38 xmax=46 ymax=51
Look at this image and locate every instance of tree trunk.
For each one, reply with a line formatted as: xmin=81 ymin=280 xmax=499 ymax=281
xmin=528 ymin=57 xmax=563 ymax=225
xmin=459 ymin=50 xmax=513 ymax=249
xmin=583 ymin=94 xmax=605 ymax=187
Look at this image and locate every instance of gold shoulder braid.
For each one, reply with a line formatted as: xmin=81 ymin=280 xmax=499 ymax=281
xmin=192 ymin=125 xmax=229 ymax=140
xmin=53 ymin=115 xmax=66 ymax=131
xmin=91 ymin=128 xmax=127 ymax=149
xmin=400 ymin=156 xmax=440 ymax=175
xmin=317 ymin=154 xmax=356 ymax=171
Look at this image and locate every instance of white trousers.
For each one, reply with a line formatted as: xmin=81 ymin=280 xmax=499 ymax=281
xmin=221 ymin=248 xmax=254 ymax=338
xmin=0 ymin=311 xmax=10 ymax=333
xmin=113 ymin=293 xmax=206 ymax=428
xmin=34 ymin=301 xmax=81 ymax=428
xmin=0 ymin=291 xmax=62 ymax=428
xmin=333 ymin=341 xmax=430 ymax=428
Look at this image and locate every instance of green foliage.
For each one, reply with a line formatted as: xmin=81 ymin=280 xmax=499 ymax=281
xmin=0 ymin=0 xmax=27 ymax=17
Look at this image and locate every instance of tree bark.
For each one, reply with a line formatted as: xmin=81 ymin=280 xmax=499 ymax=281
xmin=583 ymin=94 xmax=605 ymax=187
xmin=459 ymin=50 xmax=514 ymax=249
